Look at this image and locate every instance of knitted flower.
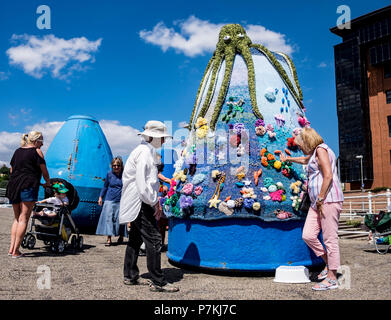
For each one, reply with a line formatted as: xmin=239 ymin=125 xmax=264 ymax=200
xmin=252 ymin=202 xmax=261 ymax=211
xmin=192 ymin=173 xmax=206 ymax=185
xmin=181 ymin=183 xmax=193 ymax=195
xmin=196 ymin=126 xmax=209 ymax=139
xmin=173 ymin=170 xmax=187 ymax=183
xmin=167 ymin=180 xmax=177 ymax=197
xmin=261 ymin=156 xmax=269 ymax=167
xmin=260 ymin=148 xmax=267 ymax=156
xmin=274 ymin=160 xmax=282 ymax=170
xmin=195 ymin=117 xmax=208 ymax=129
xmin=179 ymin=195 xmax=193 ymax=209
xmin=255 ymin=119 xmax=265 ymax=127
xmin=194 ymin=186 xmax=203 ymax=196
xmin=267 ymin=153 xmax=275 ymax=161
xmin=266 ymin=124 xmax=274 ymax=132
xmin=227 ymin=200 xmax=236 ymax=208
xmin=244 ymin=198 xmax=255 ymax=209
xmin=270 ymin=190 xmax=284 ymax=202
xmin=255 ymin=126 xmax=266 ymax=136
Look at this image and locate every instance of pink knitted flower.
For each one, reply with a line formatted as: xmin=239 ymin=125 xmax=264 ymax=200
xmin=181 ymin=183 xmax=194 ymax=195
xmin=194 ymin=186 xmax=203 ymax=196
xmin=270 ymin=190 xmax=284 ymax=202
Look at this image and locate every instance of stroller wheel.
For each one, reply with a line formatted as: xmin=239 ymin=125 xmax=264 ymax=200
xmin=57 ymin=240 xmax=66 ymax=253
xmin=26 ymin=235 xmax=36 ymax=250
xmin=21 ymin=235 xmax=28 ymax=249
xmin=50 ymin=242 xmax=58 ymax=253
xmin=70 ymin=235 xmax=77 ymax=249
xmin=77 ymin=236 xmax=84 ymax=250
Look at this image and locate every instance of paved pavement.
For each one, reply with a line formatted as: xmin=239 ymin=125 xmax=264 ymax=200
xmin=0 ymin=208 xmax=390 ymax=300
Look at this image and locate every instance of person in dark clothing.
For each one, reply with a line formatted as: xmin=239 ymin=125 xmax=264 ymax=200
xmin=96 ymin=157 xmax=128 ymax=246
xmin=6 ymin=131 xmax=50 ymax=258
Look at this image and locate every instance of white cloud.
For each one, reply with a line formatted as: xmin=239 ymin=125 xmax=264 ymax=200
xmin=99 ymin=120 xmax=142 ymax=158
xmin=139 ymin=16 xmax=294 ymax=57
xmin=318 ymin=62 xmax=327 ymax=68
xmin=246 ymin=25 xmax=294 ymax=55
xmin=6 ymin=34 xmax=102 ymax=79
xmin=0 ymin=120 xmax=142 ymax=166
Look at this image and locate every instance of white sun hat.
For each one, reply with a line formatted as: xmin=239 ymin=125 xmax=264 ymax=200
xmin=138 ymin=120 xmax=173 ymax=138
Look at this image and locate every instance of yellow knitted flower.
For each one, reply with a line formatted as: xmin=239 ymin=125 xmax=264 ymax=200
xmin=173 ymin=170 xmax=187 ymax=182
xmin=196 ymin=125 xmax=209 ymax=139
xmin=253 ymin=202 xmax=261 ymax=211
xmin=195 ymin=117 xmax=208 ymax=129
xmin=274 ymin=160 xmax=282 ymax=170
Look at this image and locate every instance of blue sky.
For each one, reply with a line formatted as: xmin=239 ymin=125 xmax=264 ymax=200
xmin=0 ymin=0 xmax=389 ymax=164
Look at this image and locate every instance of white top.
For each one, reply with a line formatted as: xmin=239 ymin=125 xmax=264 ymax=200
xmin=119 ymin=142 xmax=160 ymax=224
xmin=42 ymin=196 xmax=69 ymax=213
xmin=44 ymin=196 xmax=69 ymax=206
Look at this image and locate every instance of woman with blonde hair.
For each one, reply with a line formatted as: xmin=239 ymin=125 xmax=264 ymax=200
xmin=6 ymin=131 xmax=51 ymax=258
xmin=280 ymin=127 xmax=344 ymax=291
xmin=96 ymin=157 xmax=128 ymax=246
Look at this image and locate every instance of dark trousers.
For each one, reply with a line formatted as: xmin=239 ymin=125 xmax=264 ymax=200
xmin=123 ymin=202 xmax=166 ymax=286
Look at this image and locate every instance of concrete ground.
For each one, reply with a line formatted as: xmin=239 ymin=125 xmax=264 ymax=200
xmin=0 ymin=207 xmax=390 ymax=300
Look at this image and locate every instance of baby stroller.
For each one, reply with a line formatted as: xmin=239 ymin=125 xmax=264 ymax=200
xmin=364 ymin=211 xmax=391 ymax=254
xmin=22 ymin=178 xmax=84 ymax=253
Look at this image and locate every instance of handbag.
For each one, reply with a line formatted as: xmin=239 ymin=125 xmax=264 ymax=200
xmin=299 ymin=191 xmax=311 ymax=212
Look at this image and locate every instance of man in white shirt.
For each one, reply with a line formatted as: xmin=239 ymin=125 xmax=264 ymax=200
xmin=119 ymin=120 xmax=179 ymax=293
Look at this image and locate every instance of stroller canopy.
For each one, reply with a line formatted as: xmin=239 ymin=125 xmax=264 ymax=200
xmin=44 ymin=178 xmax=79 ymax=211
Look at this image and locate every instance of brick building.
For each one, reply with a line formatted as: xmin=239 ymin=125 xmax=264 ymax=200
xmin=331 ymin=5 xmax=391 ymax=190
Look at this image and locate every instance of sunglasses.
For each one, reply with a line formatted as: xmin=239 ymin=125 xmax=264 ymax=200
xmin=112 ymin=165 xmax=121 ymax=167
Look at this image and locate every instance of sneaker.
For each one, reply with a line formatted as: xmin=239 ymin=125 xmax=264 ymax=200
xmin=149 ymin=282 xmax=179 ymax=293
xmin=123 ymin=278 xmax=152 ymax=286
xmin=139 ymin=248 xmax=146 ymax=256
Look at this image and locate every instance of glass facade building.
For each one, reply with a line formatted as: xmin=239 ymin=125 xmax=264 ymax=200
xmin=331 ymin=6 xmax=391 ymax=189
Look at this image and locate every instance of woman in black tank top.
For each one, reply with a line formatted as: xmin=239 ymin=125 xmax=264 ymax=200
xmin=6 ymin=131 xmax=50 ymax=258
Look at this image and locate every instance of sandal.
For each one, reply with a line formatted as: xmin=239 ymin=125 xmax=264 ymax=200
xmin=317 ymin=267 xmax=328 ymax=281
xmin=105 ymin=239 xmax=112 ymax=246
xmin=312 ymin=277 xmax=338 ymax=291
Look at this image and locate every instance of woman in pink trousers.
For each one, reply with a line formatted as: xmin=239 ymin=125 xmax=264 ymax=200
xmin=280 ymin=127 xmax=344 ymax=291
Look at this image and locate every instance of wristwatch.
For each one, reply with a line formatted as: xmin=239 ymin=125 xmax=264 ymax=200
xmin=317 ymin=196 xmax=325 ymax=203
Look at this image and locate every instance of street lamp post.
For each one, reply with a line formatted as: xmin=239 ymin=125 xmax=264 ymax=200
xmin=355 ymin=155 xmax=364 ymax=191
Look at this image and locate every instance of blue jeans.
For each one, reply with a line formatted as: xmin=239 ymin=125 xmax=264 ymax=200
xmin=11 ymin=187 xmax=38 ymax=204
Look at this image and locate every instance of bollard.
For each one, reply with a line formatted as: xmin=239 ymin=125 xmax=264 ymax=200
xmin=349 ymin=201 xmax=352 ymax=220
xmin=387 ymin=189 xmax=391 ymax=212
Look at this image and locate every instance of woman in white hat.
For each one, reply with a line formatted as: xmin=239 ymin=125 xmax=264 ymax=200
xmin=119 ymin=120 xmax=179 ymax=292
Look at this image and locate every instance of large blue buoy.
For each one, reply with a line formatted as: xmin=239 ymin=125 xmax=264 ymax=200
xmin=164 ymin=25 xmax=323 ymax=271
xmin=43 ymin=115 xmax=113 ymax=229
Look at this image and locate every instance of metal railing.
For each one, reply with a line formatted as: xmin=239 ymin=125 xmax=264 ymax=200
xmin=341 ymin=189 xmax=391 ymax=220
xmin=0 ymin=188 xmax=6 ymax=197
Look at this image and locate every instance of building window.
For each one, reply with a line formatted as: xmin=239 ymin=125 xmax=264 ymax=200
xmin=387 ymin=91 xmax=391 ymax=104
xmin=388 ymin=116 xmax=391 ymax=137
xmin=385 ymin=63 xmax=391 ymax=78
